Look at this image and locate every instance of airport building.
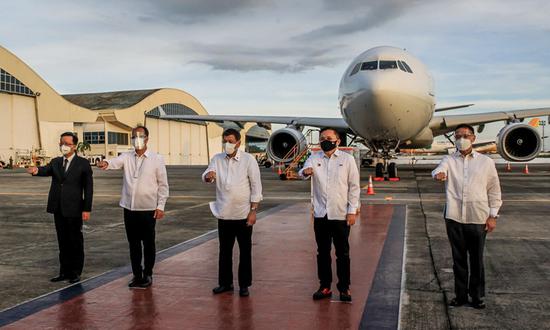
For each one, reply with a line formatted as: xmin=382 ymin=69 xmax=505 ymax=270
xmin=0 ymin=45 xmax=269 ymax=167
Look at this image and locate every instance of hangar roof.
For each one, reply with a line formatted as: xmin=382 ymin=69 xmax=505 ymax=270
xmin=62 ymin=89 xmax=160 ymax=110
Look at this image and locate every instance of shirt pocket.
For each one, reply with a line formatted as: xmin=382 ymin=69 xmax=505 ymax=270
xmin=336 ymin=161 xmax=348 ymax=185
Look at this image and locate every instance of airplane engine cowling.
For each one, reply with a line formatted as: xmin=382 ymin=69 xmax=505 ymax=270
xmin=267 ymin=127 xmax=307 ymax=163
xmin=497 ymin=123 xmax=542 ymax=162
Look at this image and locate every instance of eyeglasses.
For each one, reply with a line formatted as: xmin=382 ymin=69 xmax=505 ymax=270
xmin=454 ymin=134 xmax=473 ymax=139
xmin=59 ymin=143 xmax=74 ymax=147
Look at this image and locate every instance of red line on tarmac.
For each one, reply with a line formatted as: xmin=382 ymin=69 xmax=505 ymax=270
xmin=5 ymin=203 xmax=395 ymax=330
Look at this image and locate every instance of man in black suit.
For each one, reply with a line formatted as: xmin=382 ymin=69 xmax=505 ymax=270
xmin=27 ymin=132 xmax=93 ymax=284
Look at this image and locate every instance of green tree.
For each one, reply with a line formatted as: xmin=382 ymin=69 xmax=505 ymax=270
xmin=76 ymin=141 xmax=91 ymax=155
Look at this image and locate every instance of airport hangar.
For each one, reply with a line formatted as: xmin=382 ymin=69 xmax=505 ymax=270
xmin=0 ymin=45 xmax=269 ymax=166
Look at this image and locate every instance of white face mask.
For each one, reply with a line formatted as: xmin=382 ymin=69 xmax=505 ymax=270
xmin=60 ymin=145 xmax=72 ymax=156
xmin=224 ymin=142 xmax=237 ymax=155
xmin=455 ymin=137 xmax=472 ymax=151
xmin=132 ymin=137 xmax=146 ymax=150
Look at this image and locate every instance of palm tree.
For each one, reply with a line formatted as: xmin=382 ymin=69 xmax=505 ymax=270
xmin=76 ymin=141 xmax=91 ymax=155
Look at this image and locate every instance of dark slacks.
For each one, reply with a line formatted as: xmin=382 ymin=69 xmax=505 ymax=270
xmin=314 ymin=216 xmax=351 ymax=292
xmin=124 ymin=209 xmax=156 ymax=278
xmin=218 ymin=219 xmax=253 ymax=288
xmin=445 ymin=218 xmax=487 ymax=301
xmin=54 ymin=213 xmax=84 ymax=278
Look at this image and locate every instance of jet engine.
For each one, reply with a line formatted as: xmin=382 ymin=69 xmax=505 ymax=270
xmin=266 ymin=127 xmax=307 ymax=163
xmin=497 ymin=123 xmax=542 ymax=162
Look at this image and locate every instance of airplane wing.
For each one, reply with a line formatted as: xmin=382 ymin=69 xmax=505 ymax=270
xmin=430 ymin=107 xmax=550 ymax=136
xmin=160 ymin=114 xmax=350 ymax=129
xmin=434 ymin=104 xmax=474 ymax=112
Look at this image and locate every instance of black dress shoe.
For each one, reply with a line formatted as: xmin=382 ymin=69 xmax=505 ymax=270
xmin=212 ymin=285 xmax=234 ymax=294
xmin=139 ymin=276 xmax=152 ymax=288
xmin=68 ymin=276 xmax=81 ymax=284
xmin=312 ymin=287 xmax=332 ymax=300
xmin=340 ymin=290 xmax=352 ymax=302
xmin=471 ymin=299 xmax=486 ymax=309
xmin=50 ymin=275 xmax=66 ymax=282
xmin=128 ymin=277 xmax=143 ymax=288
xmin=449 ymin=297 xmax=468 ymax=307
xmin=239 ymin=287 xmax=249 ymax=297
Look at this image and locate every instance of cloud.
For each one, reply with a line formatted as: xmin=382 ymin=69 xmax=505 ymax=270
xmin=136 ymin=0 xmax=268 ymax=23
xmin=185 ymin=42 xmax=346 ymax=73
xmin=295 ymin=0 xmax=424 ymax=40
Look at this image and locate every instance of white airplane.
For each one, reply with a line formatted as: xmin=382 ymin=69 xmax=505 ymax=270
xmin=162 ymin=46 xmax=550 ymax=179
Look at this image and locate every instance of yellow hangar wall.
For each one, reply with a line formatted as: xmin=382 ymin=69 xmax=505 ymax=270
xmin=0 ymin=93 xmax=40 ymax=162
xmin=100 ymin=88 xmax=223 ymax=165
xmin=0 ymin=45 xmax=222 ymax=166
xmin=1 ymin=45 xmax=98 ymax=164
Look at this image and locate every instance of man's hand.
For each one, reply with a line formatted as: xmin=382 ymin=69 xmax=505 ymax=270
xmin=96 ymin=161 xmax=109 ymax=170
xmin=205 ymin=171 xmax=216 ymax=183
xmin=302 ymin=167 xmax=313 ymax=176
xmin=82 ymin=212 xmax=90 ymax=221
xmin=154 ymin=209 xmax=165 ymax=220
xmin=346 ymin=213 xmax=356 ymax=226
xmin=247 ymin=210 xmax=257 ymax=226
xmin=27 ymin=166 xmax=38 ymax=175
xmin=434 ymin=172 xmax=447 ymax=181
xmin=485 ymin=216 xmax=497 ymax=233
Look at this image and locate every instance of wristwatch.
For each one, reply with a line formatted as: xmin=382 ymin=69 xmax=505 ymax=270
xmin=250 ymin=207 xmax=258 ymax=212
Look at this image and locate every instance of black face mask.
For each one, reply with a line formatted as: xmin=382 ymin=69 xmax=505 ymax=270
xmin=320 ymin=140 xmax=337 ymax=152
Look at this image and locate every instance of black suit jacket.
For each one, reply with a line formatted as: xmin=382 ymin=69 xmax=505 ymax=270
xmin=36 ymin=155 xmax=93 ymax=218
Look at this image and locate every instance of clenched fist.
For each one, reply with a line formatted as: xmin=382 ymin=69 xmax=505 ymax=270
xmin=205 ymin=171 xmax=216 ymax=183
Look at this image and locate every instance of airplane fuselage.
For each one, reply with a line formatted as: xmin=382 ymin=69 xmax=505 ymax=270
xmin=338 ymin=46 xmax=436 ymax=150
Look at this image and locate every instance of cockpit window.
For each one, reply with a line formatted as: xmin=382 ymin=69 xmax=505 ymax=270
xmin=349 ymin=62 xmax=361 ymax=76
xmin=397 ymin=60 xmax=407 ymax=72
xmin=379 ymin=60 xmax=398 ymax=70
xmin=361 ymin=61 xmax=378 ymax=70
xmin=401 ymin=61 xmax=413 ymax=73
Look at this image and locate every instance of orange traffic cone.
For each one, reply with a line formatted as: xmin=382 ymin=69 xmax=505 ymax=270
xmin=523 ymin=164 xmax=529 ymax=174
xmin=505 ymin=163 xmax=512 ymax=172
xmin=366 ymin=175 xmax=375 ymax=195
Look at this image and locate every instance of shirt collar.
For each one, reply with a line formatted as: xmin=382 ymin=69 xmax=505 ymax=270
xmin=134 ymin=148 xmax=151 ymax=158
xmin=226 ymin=149 xmax=242 ymax=161
xmin=323 ymin=148 xmax=341 ymax=159
xmin=453 ymin=149 xmax=477 ymax=158
xmin=64 ymin=153 xmax=76 ymax=162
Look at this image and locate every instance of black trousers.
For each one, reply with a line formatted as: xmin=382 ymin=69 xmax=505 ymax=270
xmin=53 ymin=213 xmax=84 ymax=278
xmin=314 ymin=216 xmax=351 ymax=292
xmin=124 ymin=209 xmax=156 ymax=278
xmin=445 ymin=218 xmax=487 ymax=301
xmin=218 ymin=219 xmax=253 ymax=288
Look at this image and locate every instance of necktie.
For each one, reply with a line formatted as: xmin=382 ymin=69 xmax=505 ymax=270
xmin=64 ymin=159 xmax=69 ymax=173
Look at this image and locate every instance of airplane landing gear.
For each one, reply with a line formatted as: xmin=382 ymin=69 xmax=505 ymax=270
xmin=388 ymin=162 xmax=399 ymax=181
xmin=375 ymin=163 xmax=384 ymax=180
xmin=374 ymin=160 xmax=400 ymax=181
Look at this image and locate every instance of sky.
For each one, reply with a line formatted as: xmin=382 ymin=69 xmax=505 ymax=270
xmin=2 ymin=0 xmax=550 ymax=140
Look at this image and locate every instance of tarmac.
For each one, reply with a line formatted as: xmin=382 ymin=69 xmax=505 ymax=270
xmin=0 ymin=162 xmax=549 ymax=329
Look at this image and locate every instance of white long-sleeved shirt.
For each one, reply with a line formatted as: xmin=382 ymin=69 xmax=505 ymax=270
xmin=298 ymin=149 xmax=361 ymax=220
xmin=106 ymin=149 xmax=169 ymax=211
xmin=202 ymin=150 xmax=263 ymax=220
xmin=432 ymin=150 xmax=502 ymax=224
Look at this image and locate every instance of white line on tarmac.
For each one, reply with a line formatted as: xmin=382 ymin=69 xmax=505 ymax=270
xmin=1 ymin=192 xmax=548 ymax=203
